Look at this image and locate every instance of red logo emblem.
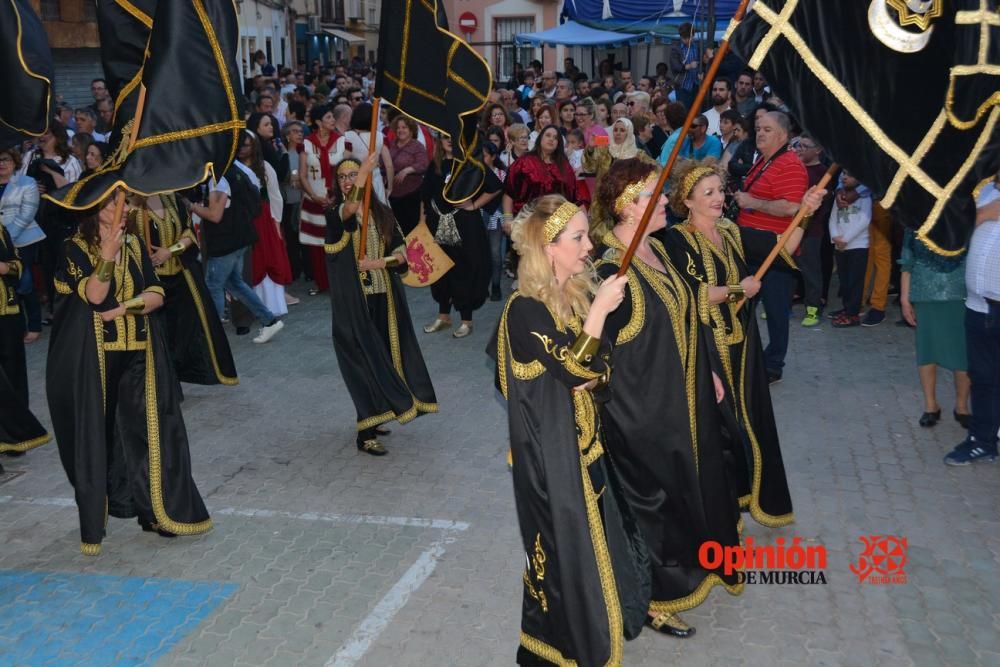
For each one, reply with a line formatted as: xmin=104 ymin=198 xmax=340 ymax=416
xmin=849 ymin=535 xmax=908 ymax=584
xmin=406 ymin=237 xmax=434 ymax=284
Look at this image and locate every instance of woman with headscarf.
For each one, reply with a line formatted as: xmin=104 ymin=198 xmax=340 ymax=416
xmin=584 ymin=117 xmax=657 ymax=239
xmin=324 ymin=155 xmax=437 ymax=456
xmin=47 ymin=193 xmax=212 ymax=555
xmin=489 ymin=194 xmax=648 ymax=666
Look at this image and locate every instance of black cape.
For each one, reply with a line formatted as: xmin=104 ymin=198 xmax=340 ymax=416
xmin=325 ymin=205 xmax=437 ymax=431
xmin=660 ymin=220 xmax=795 ymax=527
xmin=0 ymin=224 xmax=49 ymax=453
xmin=135 ymin=195 xmax=238 ymax=386
xmin=490 ymin=293 xmax=649 ymax=667
xmin=47 ymin=237 xmax=212 ymax=548
xmin=596 ymin=233 xmax=744 ymax=613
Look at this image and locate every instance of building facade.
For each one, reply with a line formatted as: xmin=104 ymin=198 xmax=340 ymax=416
xmin=290 ymin=0 xmax=373 ymax=68
xmin=29 ymin=0 xmax=101 ymax=109
xmin=236 ymin=0 xmax=295 ymax=78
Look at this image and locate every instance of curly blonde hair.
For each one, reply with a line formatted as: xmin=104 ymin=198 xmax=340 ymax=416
xmin=668 ymin=160 xmax=727 ymax=218
xmin=511 ymin=194 xmax=596 ymax=328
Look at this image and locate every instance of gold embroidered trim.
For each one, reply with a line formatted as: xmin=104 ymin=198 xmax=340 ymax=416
xmin=0 ymin=432 xmax=51 ymax=453
xmin=519 ymin=633 xmax=578 ymax=666
xmin=324 ymin=233 xmax=351 ymax=254
xmin=649 ymin=572 xmax=745 ymax=614
xmin=181 ymin=269 xmax=238 ymax=385
xmin=80 ymin=542 xmax=102 ymax=556
xmin=6 ymin=2 xmax=52 ymax=136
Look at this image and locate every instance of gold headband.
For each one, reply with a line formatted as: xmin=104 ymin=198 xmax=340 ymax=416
xmin=337 ymin=159 xmax=361 ymax=175
xmin=680 ymin=166 xmax=717 ymax=201
xmin=614 ymin=180 xmax=647 ymax=214
xmin=544 ymin=201 xmax=580 ymax=243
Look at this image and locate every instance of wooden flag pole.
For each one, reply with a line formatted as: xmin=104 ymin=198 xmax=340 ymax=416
xmin=752 ymin=163 xmax=838 ymax=283
xmin=617 ymin=0 xmax=753 ymax=277
xmin=358 ymin=97 xmax=381 ymax=260
xmin=112 ymin=84 xmax=148 ymax=236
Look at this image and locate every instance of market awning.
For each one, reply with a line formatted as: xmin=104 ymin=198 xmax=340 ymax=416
xmin=514 ymin=20 xmax=652 ymax=48
xmin=323 ymin=28 xmax=364 ymax=44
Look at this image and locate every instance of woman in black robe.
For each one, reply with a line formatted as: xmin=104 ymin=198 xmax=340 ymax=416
xmin=0 ymin=225 xmax=50 ymax=464
xmin=490 ymin=194 xmax=649 ymax=666
xmin=659 ymin=162 xmax=824 ymax=527
xmin=325 ymin=155 xmax=437 ymax=456
xmin=47 ymin=194 xmax=212 ymax=555
xmin=421 ymin=135 xmax=502 ymax=338
xmin=594 ymin=159 xmax=744 ymax=637
xmin=135 ymin=193 xmax=238 ymax=385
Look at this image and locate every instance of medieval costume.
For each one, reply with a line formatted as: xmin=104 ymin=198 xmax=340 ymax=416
xmin=300 ymin=128 xmax=338 ymax=293
xmin=324 ymin=165 xmax=437 ymax=454
xmin=597 ymin=230 xmax=743 ymax=629
xmin=249 ymin=158 xmax=291 ymax=316
xmin=0 ymin=225 xmax=49 ymax=455
xmin=134 ymin=194 xmax=237 ymax=385
xmin=47 ymin=231 xmax=212 ymax=555
xmin=661 ymin=217 xmax=795 ymax=527
xmin=422 ymin=157 xmax=502 ymax=333
xmin=491 ymin=292 xmax=649 ymax=666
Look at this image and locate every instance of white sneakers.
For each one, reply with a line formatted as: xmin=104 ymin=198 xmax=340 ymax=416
xmin=252 ymin=319 xmax=284 ymax=344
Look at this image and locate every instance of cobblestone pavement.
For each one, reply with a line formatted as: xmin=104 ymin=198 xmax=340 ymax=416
xmin=2 ymin=278 xmax=998 ymax=666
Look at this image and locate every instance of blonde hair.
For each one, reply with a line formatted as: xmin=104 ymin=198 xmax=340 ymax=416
xmin=511 ymin=194 xmax=596 ymax=328
xmin=669 ymin=159 xmax=726 ymax=218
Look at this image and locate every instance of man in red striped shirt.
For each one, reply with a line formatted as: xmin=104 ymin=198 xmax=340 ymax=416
xmin=734 ymin=111 xmax=808 ymax=383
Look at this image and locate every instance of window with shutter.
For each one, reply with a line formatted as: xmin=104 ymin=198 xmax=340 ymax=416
xmin=495 ymin=17 xmax=538 ymax=83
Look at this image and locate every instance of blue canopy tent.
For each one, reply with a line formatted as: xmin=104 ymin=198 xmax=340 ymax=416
xmin=561 ymin=0 xmax=740 ymax=37
xmin=514 ymin=20 xmax=654 ymax=83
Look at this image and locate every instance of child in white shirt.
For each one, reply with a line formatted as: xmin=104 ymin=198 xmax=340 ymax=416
xmin=828 ymin=169 xmax=872 ymax=326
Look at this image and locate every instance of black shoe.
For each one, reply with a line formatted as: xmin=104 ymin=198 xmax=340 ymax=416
xmin=490 ymin=285 xmax=501 ymax=301
xmin=2 ymin=450 xmax=25 ymax=458
xmin=919 ymin=410 xmax=941 ymax=427
xmin=826 ymin=308 xmax=845 ymax=320
xmin=954 ymin=410 xmax=971 ymax=429
xmin=861 ymin=309 xmax=885 ymax=327
xmin=0 ymin=461 xmax=5 ymax=474
xmin=767 ymin=369 xmax=782 ymax=385
xmin=235 ymin=326 xmax=250 ymax=335
xmin=374 ymin=426 xmax=392 ymax=436
xmin=646 ymin=613 xmax=696 ymax=638
xmin=138 ymin=518 xmax=177 ymax=538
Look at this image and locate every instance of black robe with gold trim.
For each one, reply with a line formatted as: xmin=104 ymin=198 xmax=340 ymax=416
xmin=0 ymin=225 xmax=49 ymax=453
xmin=135 ymin=195 xmax=238 ymax=386
xmin=660 ymin=219 xmax=794 ymax=527
xmin=47 ymin=233 xmax=212 ymax=552
xmin=490 ymin=293 xmax=649 ymax=667
xmin=596 ymin=233 xmax=744 ymax=614
xmin=324 ymin=205 xmax=437 ymax=432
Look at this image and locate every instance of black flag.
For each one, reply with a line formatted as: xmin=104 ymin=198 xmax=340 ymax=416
xmin=375 ymin=0 xmax=492 ymax=203
xmin=0 ymin=0 xmax=54 ymax=136
xmin=47 ymin=0 xmax=243 ymax=210
xmin=97 ymin=0 xmax=157 ymax=125
xmin=729 ymin=0 xmax=999 ymax=255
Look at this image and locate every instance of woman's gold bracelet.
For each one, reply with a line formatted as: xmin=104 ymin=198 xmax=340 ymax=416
xmin=168 ymin=242 xmax=186 ymax=255
xmin=94 ymin=258 xmax=115 ymax=282
xmin=122 ymin=295 xmax=145 ymax=315
xmin=726 ymin=284 xmax=745 ymax=303
xmin=345 ymin=185 xmax=364 ymax=202
xmin=383 ymin=255 xmax=400 ymax=268
xmin=568 ymin=333 xmax=601 ymax=365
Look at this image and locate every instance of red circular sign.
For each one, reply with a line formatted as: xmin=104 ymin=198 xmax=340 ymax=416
xmin=458 ymin=11 xmax=478 ymax=34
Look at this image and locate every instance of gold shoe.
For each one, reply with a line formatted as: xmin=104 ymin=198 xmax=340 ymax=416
xmin=423 ymin=318 xmax=451 ymax=333
xmin=646 ymin=612 xmax=696 ymax=638
xmin=357 ymin=439 xmax=388 ymax=456
xmin=453 ymin=322 xmax=473 ymax=338
xmin=506 ymin=448 xmax=513 ymax=470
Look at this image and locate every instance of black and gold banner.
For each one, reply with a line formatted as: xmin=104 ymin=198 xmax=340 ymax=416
xmin=47 ymin=0 xmax=243 ymax=210
xmin=375 ymin=0 xmax=492 ymax=203
xmin=97 ymin=0 xmax=157 ymax=125
xmin=729 ymin=0 xmax=999 ymax=255
xmin=0 ymin=0 xmax=53 ymax=136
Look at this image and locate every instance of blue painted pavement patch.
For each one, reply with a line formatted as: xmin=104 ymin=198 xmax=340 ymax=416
xmin=0 ymin=571 xmax=237 ymax=666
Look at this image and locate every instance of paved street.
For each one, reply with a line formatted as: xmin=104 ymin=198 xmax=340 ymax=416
xmin=1 ymin=279 xmax=998 ymax=667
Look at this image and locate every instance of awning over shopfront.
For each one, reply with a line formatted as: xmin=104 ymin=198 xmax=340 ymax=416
xmin=323 ymin=28 xmax=364 ymax=45
xmin=514 ymin=20 xmax=652 ymax=48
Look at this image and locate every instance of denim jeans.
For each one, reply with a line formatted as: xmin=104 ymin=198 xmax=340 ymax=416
xmin=15 ymin=240 xmax=43 ymax=332
xmin=205 ymin=246 xmax=275 ymax=325
xmin=487 ymin=226 xmax=507 ymax=290
xmin=966 ymin=306 xmax=1000 ymax=446
xmin=759 ymin=269 xmax=795 ymax=373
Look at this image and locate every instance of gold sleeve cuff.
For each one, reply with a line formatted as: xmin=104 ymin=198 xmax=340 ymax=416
xmin=144 ymin=285 xmax=165 ymax=297
xmin=122 ymin=296 xmax=145 ymax=315
xmin=345 ymin=185 xmax=364 ymax=203
xmin=168 ymin=242 xmax=186 ymax=255
xmin=383 ymin=255 xmax=400 ymax=268
xmin=798 ymin=214 xmax=812 ymax=230
xmin=568 ymin=333 xmax=601 ymax=365
xmin=726 ymin=284 xmax=745 ymax=303
xmin=94 ymin=258 xmax=115 ymax=282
